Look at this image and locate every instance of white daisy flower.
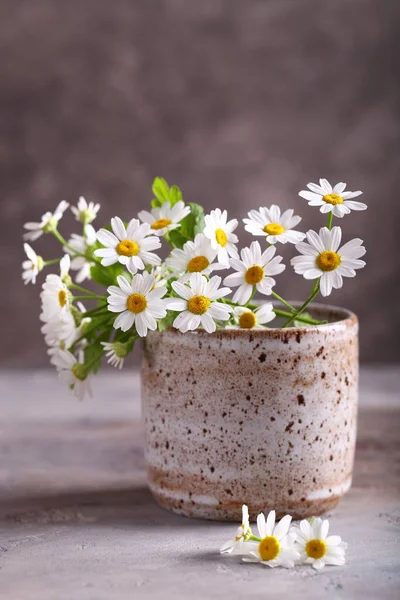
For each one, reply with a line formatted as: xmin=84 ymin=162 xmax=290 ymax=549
xmin=23 ymin=200 xmax=69 ymax=241
xmin=101 ymin=341 xmax=129 ymax=370
xmin=295 ymin=517 xmax=347 ymax=570
xmin=223 ymin=241 xmax=285 ymax=305
xmin=149 ymin=264 xmax=172 ymax=289
xmin=51 ymin=349 xmax=92 ymax=401
xmin=64 ymin=224 xmax=97 ymax=283
xmin=107 ymin=273 xmax=167 ymax=336
xmin=166 ymin=233 xmax=224 ymax=281
xmin=45 ymin=306 xmax=90 ymax=352
xmin=71 ymin=196 xmax=100 ymax=224
xmin=220 ymin=505 xmax=252 ymax=555
xmin=22 ymin=243 xmax=44 ymax=285
xmin=203 ymin=208 xmax=239 ymax=266
xmin=291 ymin=226 xmax=366 ymax=297
xmin=299 ymin=179 xmax=367 ymax=218
xmin=232 ymin=303 xmax=276 ymax=329
xmin=95 ymin=217 xmax=161 ymax=275
xmin=40 ymin=255 xmax=72 ymax=322
xmin=243 ymin=205 xmax=306 ymax=245
xmin=166 ymin=273 xmax=232 ymax=334
xmin=242 ymin=510 xmax=299 ymax=568
xmin=138 ymin=201 xmax=191 ymax=236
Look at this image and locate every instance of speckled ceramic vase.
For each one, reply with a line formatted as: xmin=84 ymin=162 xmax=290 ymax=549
xmin=141 ymin=303 xmax=358 ymax=521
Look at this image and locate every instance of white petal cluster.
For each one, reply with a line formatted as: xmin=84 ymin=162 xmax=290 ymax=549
xmin=166 ymin=233 xmax=223 ymax=281
xmin=291 ymin=227 xmax=366 ymax=296
xmin=220 ymin=506 xmax=348 ymax=571
xmin=107 ymin=273 xmax=167 ymax=336
xmin=24 ymin=200 xmax=69 ymax=241
xmin=224 ymin=241 xmax=285 ymax=305
xmin=166 ymin=273 xmax=232 ymax=333
xmin=244 ymin=205 xmax=305 ymax=245
xmin=71 ymin=196 xmax=100 ymax=224
xmin=64 ymin=224 xmax=97 ymax=283
xmin=22 ymin=243 xmax=43 ymax=285
xmin=203 ymin=209 xmax=239 ymax=266
xmin=231 ymin=303 xmax=275 ymax=329
xmin=138 ymin=201 xmax=191 ymax=236
xmin=95 ymin=217 xmax=161 ymax=274
xmin=51 ymin=349 xmax=92 ymax=401
xmin=299 ymin=179 xmax=367 ymax=218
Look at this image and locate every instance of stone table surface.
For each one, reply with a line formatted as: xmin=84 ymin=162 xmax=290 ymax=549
xmin=0 ymin=367 xmax=399 ymax=600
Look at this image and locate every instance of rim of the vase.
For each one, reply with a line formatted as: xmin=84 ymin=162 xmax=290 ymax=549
xmin=160 ymin=301 xmax=357 ymax=335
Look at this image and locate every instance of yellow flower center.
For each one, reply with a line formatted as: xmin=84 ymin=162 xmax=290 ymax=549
xmin=323 ymin=193 xmax=343 ymax=205
xmin=187 ymin=256 xmax=210 ymax=273
xmin=258 ymin=536 xmax=281 ymax=561
xmin=116 ymin=239 xmax=139 ymax=257
xmin=316 ymin=251 xmax=341 ymax=272
xmin=306 ymin=539 xmax=327 ymax=560
xmin=239 ymin=311 xmax=256 ymax=329
xmin=215 ymin=228 xmax=227 ymax=247
xmin=245 ymin=265 xmax=264 ymax=284
xmin=58 ymin=290 xmax=67 ymax=307
xmin=127 ymin=293 xmax=147 ymax=314
xmin=187 ymin=295 xmax=211 ymax=315
xmin=263 ymin=223 xmax=285 ymax=236
xmin=151 ymin=218 xmax=172 ymax=230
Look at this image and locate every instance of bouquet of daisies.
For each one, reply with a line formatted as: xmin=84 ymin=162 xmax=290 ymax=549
xmin=22 ymin=177 xmax=366 ymax=399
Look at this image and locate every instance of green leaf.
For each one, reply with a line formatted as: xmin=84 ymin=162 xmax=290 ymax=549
xmin=84 ymin=340 xmax=105 ymax=374
xmin=179 ymin=203 xmax=205 ymax=241
xmin=152 ymin=177 xmax=170 ymax=203
xmin=166 ymin=229 xmax=187 ymax=249
xmin=151 ymin=198 xmax=162 ymax=209
xmin=169 ymin=184 xmax=183 ymax=206
xmin=157 ymin=311 xmax=176 ymax=332
xmin=90 ymin=263 xmax=124 ymax=288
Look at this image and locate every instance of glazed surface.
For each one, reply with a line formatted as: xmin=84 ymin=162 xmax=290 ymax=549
xmin=142 ymin=306 xmax=359 ymax=520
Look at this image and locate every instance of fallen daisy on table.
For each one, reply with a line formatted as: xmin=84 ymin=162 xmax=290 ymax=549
xmin=220 ymin=506 xmax=348 ymax=570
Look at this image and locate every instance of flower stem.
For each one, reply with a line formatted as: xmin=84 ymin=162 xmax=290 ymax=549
xmin=44 ymin=258 xmax=61 ymax=266
xmin=70 ymin=283 xmax=102 ymax=296
xmin=327 ymin=212 xmax=333 ymax=230
xmin=73 ymin=295 xmax=104 ymax=301
xmin=274 ymin=308 xmax=325 ymax=326
xmin=271 ymin=291 xmax=296 ymax=312
xmin=247 ymin=535 xmax=262 ymax=542
xmin=283 ymin=279 xmax=320 ymax=328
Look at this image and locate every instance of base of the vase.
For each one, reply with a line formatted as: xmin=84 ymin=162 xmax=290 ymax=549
xmin=148 ymin=483 xmax=343 ymax=521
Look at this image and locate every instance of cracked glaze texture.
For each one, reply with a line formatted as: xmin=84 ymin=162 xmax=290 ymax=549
xmin=141 ymin=304 xmax=358 ymax=521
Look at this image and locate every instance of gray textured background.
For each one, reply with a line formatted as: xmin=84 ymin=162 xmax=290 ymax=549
xmin=1 ymin=0 xmax=399 ymax=366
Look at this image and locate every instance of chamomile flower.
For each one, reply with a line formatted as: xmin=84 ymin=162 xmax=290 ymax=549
xmin=107 ymin=273 xmax=167 ymax=336
xmin=22 ymin=243 xmax=44 ymax=285
xmin=40 ymin=255 xmax=72 ymax=321
xmin=149 ymin=264 xmax=172 ymax=289
xmin=166 ymin=273 xmax=232 ymax=333
xmin=64 ymin=224 xmax=97 ymax=283
xmin=242 ymin=510 xmax=299 ymax=569
xmin=166 ymin=233 xmax=223 ymax=281
xmin=295 ymin=517 xmax=347 ymax=570
xmin=71 ymin=196 xmax=100 ymax=224
xmin=138 ymin=201 xmax=191 ymax=236
xmin=291 ymin=226 xmax=366 ymax=297
xmin=220 ymin=505 xmax=252 ymax=555
xmin=203 ymin=208 xmax=239 ymax=266
xmin=223 ymin=241 xmax=285 ymax=305
xmin=299 ymin=179 xmax=367 ymax=218
xmin=23 ymin=200 xmax=69 ymax=241
xmin=95 ymin=217 xmax=161 ymax=274
xmin=101 ymin=341 xmax=129 ymax=370
xmin=45 ymin=304 xmax=90 ymax=352
xmin=244 ymin=205 xmax=306 ymax=245
xmin=51 ymin=349 xmax=92 ymax=401
xmin=232 ymin=303 xmax=276 ymax=329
